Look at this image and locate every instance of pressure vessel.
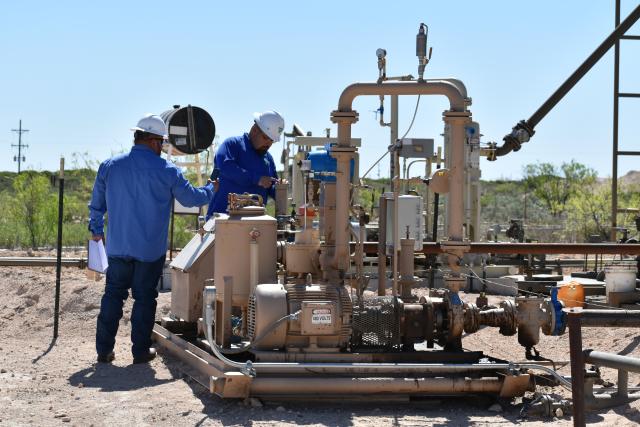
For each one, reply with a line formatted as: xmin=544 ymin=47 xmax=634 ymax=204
xmin=558 ymin=281 xmax=584 ymax=308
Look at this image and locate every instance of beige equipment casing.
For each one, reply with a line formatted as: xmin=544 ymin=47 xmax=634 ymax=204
xmin=213 ymin=213 xmax=277 ymax=307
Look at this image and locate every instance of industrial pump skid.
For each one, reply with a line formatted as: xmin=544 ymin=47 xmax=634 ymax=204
xmin=154 ymin=18 xmax=640 ymax=411
xmin=155 ymin=71 xmax=568 ymax=401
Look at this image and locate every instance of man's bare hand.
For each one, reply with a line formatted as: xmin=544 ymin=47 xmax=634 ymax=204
xmin=208 ymin=178 xmax=219 ymax=192
xmin=258 ymin=176 xmax=274 ymax=189
xmin=91 ymin=234 xmax=104 ymax=242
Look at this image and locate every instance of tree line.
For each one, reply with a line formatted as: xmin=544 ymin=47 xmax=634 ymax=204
xmin=0 ymin=160 xmax=637 ymax=249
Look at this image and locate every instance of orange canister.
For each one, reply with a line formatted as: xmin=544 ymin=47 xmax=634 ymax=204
xmin=557 ymin=281 xmax=585 ymax=308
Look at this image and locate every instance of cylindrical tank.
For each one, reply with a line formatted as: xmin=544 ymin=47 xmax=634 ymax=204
xmin=604 ymin=262 xmax=637 ymax=294
xmin=160 ymin=105 xmax=215 ymax=154
xmin=558 ymin=281 xmax=584 ymax=308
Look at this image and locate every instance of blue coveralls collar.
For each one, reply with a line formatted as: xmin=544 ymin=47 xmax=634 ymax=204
xmin=131 ymin=144 xmax=157 ymax=154
xmin=243 ymin=133 xmax=259 ymax=155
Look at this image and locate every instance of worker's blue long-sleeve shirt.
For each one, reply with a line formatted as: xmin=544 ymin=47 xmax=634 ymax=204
xmin=206 ymin=133 xmax=277 ymax=216
xmin=88 ymin=144 xmax=214 ymax=262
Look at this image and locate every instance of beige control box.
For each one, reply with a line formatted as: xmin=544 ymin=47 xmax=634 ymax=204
xmin=300 ymin=301 xmax=338 ymax=335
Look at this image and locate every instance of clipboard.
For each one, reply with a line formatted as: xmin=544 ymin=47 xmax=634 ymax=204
xmin=88 ymin=239 xmax=109 ymax=273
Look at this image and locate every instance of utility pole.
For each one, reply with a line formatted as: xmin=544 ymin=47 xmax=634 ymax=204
xmin=11 ymin=119 xmax=29 ymax=174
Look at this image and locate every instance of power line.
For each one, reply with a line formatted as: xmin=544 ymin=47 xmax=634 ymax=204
xmin=11 ymin=119 xmax=29 ymax=174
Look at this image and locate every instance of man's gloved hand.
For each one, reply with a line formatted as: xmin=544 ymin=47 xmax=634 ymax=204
xmin=258 ymin=176 xmax=274 ymax=189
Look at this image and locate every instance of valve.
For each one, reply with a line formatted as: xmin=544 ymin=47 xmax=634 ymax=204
xmin=416 ymin=23 xmax=432 ymax=82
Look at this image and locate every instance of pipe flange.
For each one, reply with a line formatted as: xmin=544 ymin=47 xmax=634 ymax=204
xmin=540 ymin=299 xmax=555 ymax=336
xmin=330 ymin=110 xmax=359 ymax=124
xmin=446 ymin=292 xmax=464 ymax=338
xmin=499 ymin=299 xmax=517 ymax=336
xmin=463 ymin=302 xmax=480 ymax=333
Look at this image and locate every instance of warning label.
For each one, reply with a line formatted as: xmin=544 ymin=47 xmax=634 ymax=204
xmin=311 ymin=308 xmax=332 ymax=325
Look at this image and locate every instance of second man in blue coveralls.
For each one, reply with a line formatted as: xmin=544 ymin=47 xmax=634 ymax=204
xmin=206 ymin=111 xmax=285 ymax=216
xmin=89 ymin=114 xmax=215 ymax=364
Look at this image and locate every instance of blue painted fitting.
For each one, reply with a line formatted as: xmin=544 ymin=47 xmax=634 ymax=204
xmin=450 ymin=292 xmax=462 ymax=306
xmin=550 ymin=287 xmax=566 ymax=335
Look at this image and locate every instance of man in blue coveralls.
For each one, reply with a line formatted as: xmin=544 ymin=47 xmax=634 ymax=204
xmin=89 ymin=113 xmax=215 ymax=364
xmin=206 ymin=111 xmax=285 ymax=216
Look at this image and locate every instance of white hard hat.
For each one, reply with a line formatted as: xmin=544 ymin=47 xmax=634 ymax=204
xmin=253 ymin=111 xmax=285 ymax=142
xmin=131 ymin=113 xmax=168 ymax=139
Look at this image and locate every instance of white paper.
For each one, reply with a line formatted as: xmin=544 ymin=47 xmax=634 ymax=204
xmin=88 ymin=239 xmax=109 ymax=273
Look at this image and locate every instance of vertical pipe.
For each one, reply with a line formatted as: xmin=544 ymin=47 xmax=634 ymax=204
xmin=53 ymin=157 xmax=64 ymax=340
xmin=568 ymin=311 xmax=586 ymax=427
xmin=275 ymin=183 xmax=288 ymax=217
xmin=618 ymin=369 xmax=629 ymax=398
xmin=392 ymin=149 xmax=400 ymax=296
xmin=611 ymin=0 xmax=621 ymax=242
xmin=429 ymin=192 xmax=439 ymax=289
xmin=250 ymin=235 xmax=259 ymax=291
xmin=331 ymin=111 xmax=355 ymax=274
xmin=424 ymin=158 xmax=432 ymax=238
xmin=444 ymin=115 xmax=468 ymax=242
xmin=390 ymin=95 xmax=399 ymax=295
xmin=432 ymin=193 xmax=440 ymax=241
xmin=333 ymin=150 xmax=352 ymax=271
xmin=377 ymin=195 xmax=387 ymax=296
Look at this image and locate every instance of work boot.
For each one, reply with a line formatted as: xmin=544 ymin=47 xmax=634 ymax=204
xmin=133 ymin=348 xmax=157 ymax=364
xmin=97 ymin=351 xmax=115 ymax=364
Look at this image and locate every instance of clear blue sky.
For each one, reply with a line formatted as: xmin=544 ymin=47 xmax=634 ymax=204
xmin=1 ymin=1 xmax=639 ymax=180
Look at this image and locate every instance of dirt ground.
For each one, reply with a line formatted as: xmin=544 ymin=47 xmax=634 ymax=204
xmin=2 ymin=249 xmax=640 ymax=426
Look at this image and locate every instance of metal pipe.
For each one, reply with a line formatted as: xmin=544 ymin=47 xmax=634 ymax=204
xmin=584 ymin=350 xmax=640 ymax=374
xmin=392 ymin=149 xmax=400 ymax=295
xmin=355 ymin=242 xmax=640 ymax=256
xmin=612 ymin=0 xmax=622 ymax=241
xmin=377 ymin=195 xmax=387 ymax=296
xmin=494 ymin=4 xmax=640 ymax=160
xmin=53 ymin=157 xmax=64 ymax=340
xmin=443 ymin=112 xmax=471 ymax=243
xmin=252 ymin=362 xmax=513 ymax=375
xmin=332 ymin=79 xmax=468 ymax=276
xmin=527 ymin=4 xmax=640 ymax=129
xmin=250 ymin=377 xmax=503 ymax=395
xmin=406 ymin=159 xmax=427 ymax=181
xmin=579 ymin=310 xmax=640 ymax=327
xmin=391 ymin=95 xmax=399 ymax=295
xmin=275 ymin=183 xmax=288 ymax=217
xmin=249 ymin=233 xmax=259 ymax=291
xmin=0 ymin=257 xmax=86 ymax=268
xmin=337 ymin=80 xmax=468 ymax=113
xmin=568 ymin=311 xmax=586 ymax=427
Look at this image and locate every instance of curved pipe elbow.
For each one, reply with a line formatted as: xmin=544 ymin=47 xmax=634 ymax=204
xmin=337 ymin=80 xmax=468 ymax=113
xmin=492 ymin=139 xmax=518 ymax=159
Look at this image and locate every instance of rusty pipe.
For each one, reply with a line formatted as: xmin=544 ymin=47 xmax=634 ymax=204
xmin=250 ymin=377 xmax=502 ymax=395
xmin=356 ymin=242 xmax=640 ymax=256
xmin=0 ymin=257 xmax=86 ymax=268
xmin=568 ymin=311 xmax=586 ymax=427
xmin=578 ymin=309 xmax=640 ymax=327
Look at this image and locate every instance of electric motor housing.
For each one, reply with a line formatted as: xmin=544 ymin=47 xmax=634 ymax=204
xmin=248 ymin=283 xmax=351 ymax=351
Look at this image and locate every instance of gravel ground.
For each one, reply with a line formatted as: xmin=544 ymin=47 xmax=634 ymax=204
xmin=2 ymin=249 xmax=640 ymax=426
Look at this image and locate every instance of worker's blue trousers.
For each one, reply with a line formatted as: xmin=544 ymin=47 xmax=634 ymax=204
xmin=96 ymin=255 xmax=165 ymax=358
